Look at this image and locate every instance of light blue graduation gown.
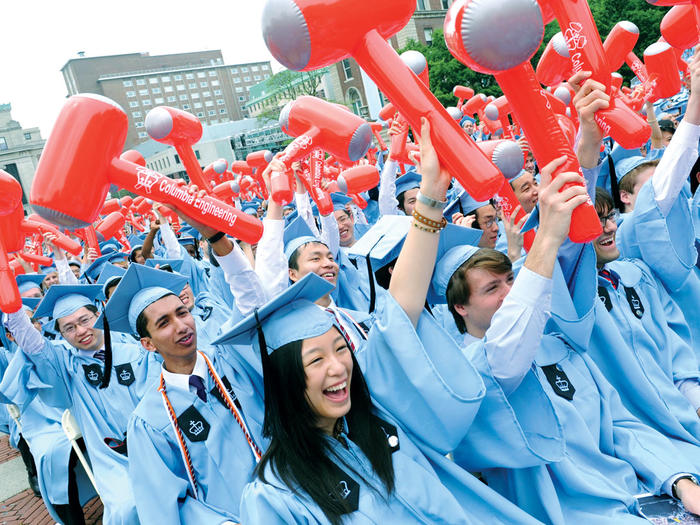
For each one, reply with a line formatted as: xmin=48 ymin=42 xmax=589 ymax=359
xmin=589 ymin=259 xmax=700 ymax=466
xmin=191 ymin=290 xmax=237 ymax=349
xmin=334 ymin=249 xmax=373 ymax=313
xmin=616 ymin=181 xmax=700 ymax=352
xmin=127 ymin=344 xmax=265 ymax=524
xmin=481 ymin=246 xmax=699 ymax=524
xmin=241 ymin=292 xmax=550 ymax=524
xmin=0 ymin=340 xmax=97 ymax=522
xmin=2 ymin=338 xmax=162 ymax=524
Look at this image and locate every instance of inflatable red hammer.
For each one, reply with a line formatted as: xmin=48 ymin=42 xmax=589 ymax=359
xmin=29 ymin=95 xmax=263 ymax=244
xmin=445 ymin=0 xmax=602 ymax=243
xmin=0 ymin=171 xmax=24 ymax=313
xmin=647 ymin=0 xmax=700 ymax=34
xmin=536 ymin=32 xmax=572 ymax=87
xmin=603 ymin=21 xmax=649 ymax=83
xmin=262 ymin=0 xmax=503 ymax=201
xmin=660 ymin=5 xmax=700 ymax=51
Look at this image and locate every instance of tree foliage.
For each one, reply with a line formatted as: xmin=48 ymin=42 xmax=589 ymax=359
xmin=398 ymin=0 xmax=670 ymax=104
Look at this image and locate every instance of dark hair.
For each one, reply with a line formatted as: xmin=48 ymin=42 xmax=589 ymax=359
xmin=468 ymin=200 xmax=497 ymax=231
xmin=55 ymin=304 xmax=99 ymax=333
xmin=374 ymin=261 xmax=395 ymax=290
xmin=691 ymin=157 xmax=700 ymax=195
xmin=397 ymin=191 xmax=407 ymax=213
xmin=595 ymin=187 xmax=615 ymax=215
xmin=129 ymin=247 xmax=142 ymax=263
xmin=446 ymin=249 xmax=512 ymax=334
xmin=658 ymin=119 xmax=676 ymax=134
xmin=256 ymin=331 xmax=395 ymax=525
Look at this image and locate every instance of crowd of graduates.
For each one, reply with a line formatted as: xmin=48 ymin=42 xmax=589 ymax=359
xmin=2 ymin=20 xmax=700 ymax=525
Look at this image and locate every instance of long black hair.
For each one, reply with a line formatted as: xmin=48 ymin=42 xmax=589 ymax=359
xmin=255 ymin=328 xmax=395 ymax=524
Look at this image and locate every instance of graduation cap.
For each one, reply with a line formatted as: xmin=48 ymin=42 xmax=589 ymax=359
xmin=82 ymin=252 xmax=129 ymax=282
xmin=177 ymin=236 xmax=198 ymax=248
xmin=16 ymin=274 xmax=46 ymax=296
xmin=283 ymin=216 xmax=326 ymax=261
xmin=144 ymin=258 xmax=185 ymax=274
xmin=96 ymin=263 xmax=127 ymax=299
xmin=67 ymin=260 xmax=82 ymax=269
xmin=99 ymin=240 xmax=121 ymax=255
xmin=394 ymin=171 xmax=422 ymax=198
xmin=21 ymin=297 xmax=41 ymax=313
xmin=34 ymin=284 xmax=103 ymax=320
xmin=128 ymin=233 xmax=146 ymax=246
xmin=213 ymin=272 xmax=334 ymax=351
xmin=443 ymin=190 xmax=489 ymax=222
xmin=283 ymin=208 xmax=299 ymax=227
xmin=40 ymin=264 xmax=57 ymax=276
xmin=615 ymin=156 xmax=656 ymax=184
xmin=179 ymin=225 xmax=201 ymax=241
xmin=429 ymin=245 xmax=482 ymax=305
xmin=96 ymin=264 xmax=188 ymax=335
xmin=330 ymin=193 xmax=352 ymax=212
xmin=241 ymin=199 xmax=262 ymax=216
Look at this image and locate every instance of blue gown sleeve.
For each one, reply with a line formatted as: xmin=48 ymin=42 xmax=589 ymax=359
xmin=240 ymin=480 xmax=311 ymax=524
xmin=127 ymin=414 xmax=237 ymax=525
xmin=358 ymin=292 xmax=486 ymax=453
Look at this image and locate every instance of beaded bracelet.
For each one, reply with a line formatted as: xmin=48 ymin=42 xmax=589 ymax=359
xmin=412 ymin=208 xmax=447 ymax=230
xmin=411 ymin=220 xmax=441 ymax=234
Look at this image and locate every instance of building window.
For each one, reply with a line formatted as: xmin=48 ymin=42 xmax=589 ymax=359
xmin=238 ymin=96 xmax=245 ymax=102
xmin=194 ymin=102 xmax=203 ymax=108
xmin=126 ymin=91 xmax=136 ymax=97
xmin=152 ymin=87 xmax=161 ymax=94
xmin=208 ymin=110 xmax=216 ymax=116
xmin=205 ymin=100 xmax=214 ymax=107
xmin=441 ymin=0 xmax=450 ymax=8
xmin=235 ymin=87 xmax=244 ymax=93
xmin=142 ymin=99 xmax=152 ymax=106
xmin=123 ymin=80 xmax=133 ymax=87
xmin=202 ymin=91 xmax=211 ymax=98
xmin=161 ymin=76 xmax=171 ymax=82
xmin=233 ymin=78 xmax=241 ymax=84
xmin=252 ymin=66 xmax=259 ymax=72
xmin=347 ymin=87 xmax=363 ymax=116
xmin=177 ymin=84 xmax=185 ymax=91
xmin=24 ymin=132 xmax=31 ymax=140
xmin=254 ymin=75 xmax=261 ymax=81
xmin=208 ymin=71 xmax=217 ymax=77
xmin=342 ymin=59 xmax=353 ymax=80
xmin=164 ymin=86 xmax=173 ymax=92
xmin=197 ymin=112 xmax=204 ymax=117
xmin=230 ymin=68 xmax=238 ymax=74
xmin=219 ymin=108 xmax=227 ymax=114
xmin=417 ymin=0 xmax=426 ymax=9
xmin=424 ymin=27 xmax=434 ymax=45
xmin=243 ymin=76 xmax=251 ymax=82
xmin=149 ymin=78 xmax=158 ymax=85
xmin=183 ymin=104 xmax=190 ymax=110
xmin=135 ymin=122 xmax=144 ymax=128
xmin=262 ymin=64 xmax=269 ymax=70
xmin=211 ymin=80 xmax=220 ymax=87
xmin=197 ymin=72 xmax=206 ymax=78
xmin=174 ymin=74 xmax=182 ymax=80
xmin=264 ymin=74 xmax=270 ymax=79
xmin=214 ymin=89 xmax=222 ymax=95
xmin=138 ymin=131 xmax=148 ymax=138
xmin=174 ymin=154 xmax=180 ymax=164
xmin=136 ymin=78 xmax=146 ymax=85
xmin=191 ymin=93 xmax=200 ymax=99
xmin=167 ymin=96 xmax=176 ymax=102
xmin=155 ymin=97 xmax=164 ymax=104
xmin=188 ymin=83 xmax=197 ymax=89
xmin=216 ymin=99 xmax=225 ymax=105
xmin=129 ymin=101 xmax=139 ymax=108
xmin=132 ymin=111 xmax=142 ymax=118
xmin=200 ymin=82 xmax=208 ymax=88
xmin=241 ymin=67 xmax=249 ymax=72
xmin=179 ymin=94 xmax=188 ymax=101
xmin=186 ymin=73 xmax=194 ymax=79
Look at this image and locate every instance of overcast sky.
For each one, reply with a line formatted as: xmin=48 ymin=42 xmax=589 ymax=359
xmin=1 ymin=1 xmax=279 ymax=137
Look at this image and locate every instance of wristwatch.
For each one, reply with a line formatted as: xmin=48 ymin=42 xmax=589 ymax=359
xmin=416 ymin=190 xmax=447 ymax=210
xmin=672 ymin=474 xmax=698 ymax=499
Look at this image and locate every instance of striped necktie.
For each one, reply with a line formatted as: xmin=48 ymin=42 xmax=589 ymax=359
xmin=325 ymin=308 xmax=356 ymax=352
xmin=93 ymin=350 xmax=105 ymax=362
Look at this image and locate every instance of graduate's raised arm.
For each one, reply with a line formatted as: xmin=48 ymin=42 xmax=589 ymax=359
xmin=388 ymin=117 xmax=451 ymax=326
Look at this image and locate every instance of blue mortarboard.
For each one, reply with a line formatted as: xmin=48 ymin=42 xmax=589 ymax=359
xmin=509 ymin=169 xmax=529 ymax=184
xmin=461 ymin=116 xmax=476 ymax=124
xmin=22 ymin=297 xmax=40 ymax=313
xmin=430 ymin=245 xmax=482 ymax=304
xmin=615 ymin=156 xmax=656 ymax=183
xmin=283 ymin=208 xmax=299 ymax=226
xmin=348 ymin=215 xmax=482 ymax=282
xmin=177 ymin=236 xmax=197 ymax=248
xmin=96 ymin=264 xmax=188 ymax=334
xmin=283 ymin=216 xmax=326 ymax=261
xmin=128 ymin=234 xmax=146 ymax=246
xmin=16 ymin=274 xmax=46 ymax=295
xmin=394 ymin=171 xmax=422 ymax=198
xmin=99 ymin=241 xmax=120 ymax=254
xmin=96 ymin=263 xmax=127 ymax=298
xmin=283 ymin=200 xmax=297 ymax=210
xmin=213 ymin=273 xmax=334 ymax=352
xmin=444 ymin=190 xmax=489 ymax=221
xmin=83 ymin=252 xmax=128 ymax=282
xmin=179 ymin=225 xmax=201 ymax=241
xmin=330 ymin=193 xmax=352 ymax=212
xmin=68 ymin=260 xmax=82 ymax=268
xmin=241 ymin=199 xmax=261 ymax=216
xmin=144 ymin=258 xmax=185 ymax=274
xmin=34 ymin=284 xmax=103 ymax=320
xmin=40 ymin=265 xmax=57 ymax=276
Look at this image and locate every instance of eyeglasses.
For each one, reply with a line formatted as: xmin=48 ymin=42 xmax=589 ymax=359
xmin=61 ymin=314 xmax=96 ymax=336
xmin=480 ymin=216 xmax=499 ymax=229
xmin=598 ymin=209 xmax=620 ymax=228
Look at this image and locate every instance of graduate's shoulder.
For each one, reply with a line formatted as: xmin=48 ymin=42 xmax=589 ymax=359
xmin=131 ymin=386 xmax=173 ymax=433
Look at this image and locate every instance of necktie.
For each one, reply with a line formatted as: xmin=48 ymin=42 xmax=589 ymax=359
xmin=325 ymin=308 xmax=356 ymax=352
xmin=598 ymin=268 xmax=620 ymax=290
xmin=93 ymin=350 xmax=105 ymax=362
xmin=189 ymin=375 xmax=207 ymax=403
